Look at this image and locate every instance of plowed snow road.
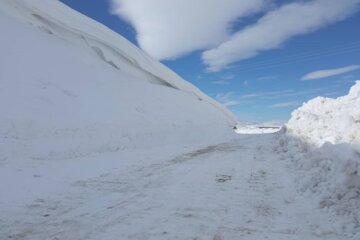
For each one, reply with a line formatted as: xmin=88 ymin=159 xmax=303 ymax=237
xmin=1 ymin=134 xmax=344 ymax=240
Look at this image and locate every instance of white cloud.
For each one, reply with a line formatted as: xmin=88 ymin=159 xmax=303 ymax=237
xmin=110 ymin=0 xmax=267 ymax=60
xmin=222 ymin=74 xmax=236 ymax=80
xmin=239 ymin=90 xmax=293 ymax=100
xmin=271 ymin=101 xmax=299 ymax=108
xmin=212 ymin=80 xmax=230 ymax=85
xmin=301 ymin=65 xmax=360 ymax=80
xmin=261 ymin=88 xmax=325 ymax=99
xmin=212 ymin=74 xmax=235 ymax=85
xmin=215 ymin=92 xmax=240 ymax=106
xmin=257 ymin=75 xmax=278 ymax=81
xmin=212 ymin=80 xmax=229 ymax=85
xmin=203 ymin=0 xmax=360 ymax=71
xmin=215 ymin=90 xmax=293 ymax=107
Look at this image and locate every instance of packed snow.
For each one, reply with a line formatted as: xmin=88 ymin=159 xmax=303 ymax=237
xmin=0 ymin=0 xmax=359 ymax=239
xmin=287 ymin=80 xmax=360 ymax=146
xmin=281 ymin=81 xmax=360 ymax=236
xmin=0 ymin=0 xmax=237 ymax=237
xmin=0 ymin=0 xmax=237 ymax=158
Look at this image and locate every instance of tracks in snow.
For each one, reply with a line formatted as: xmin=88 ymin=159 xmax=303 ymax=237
xmin=2 ymin=134 xmax=344 ymax=240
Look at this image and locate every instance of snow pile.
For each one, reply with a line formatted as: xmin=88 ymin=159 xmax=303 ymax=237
xmin=275 ymin=136 xmax=360 ymax=236
xmin=287 ymin=80 xmax=360 ymax=145
xmin=275 ymin=81 xmax=360 ymax=236
xmin=0 ymin=0 xmax=237 ymax=163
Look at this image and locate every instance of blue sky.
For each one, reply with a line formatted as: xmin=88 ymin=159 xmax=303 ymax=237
xmin=60 ymin=0 xmax=360 ymax=123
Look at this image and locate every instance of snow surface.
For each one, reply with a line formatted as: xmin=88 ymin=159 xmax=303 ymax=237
xmin=235 ymin=125 xmax=282 ymax=134
xmin=282 ymin=81 xmax=360 ymax=236
xmin=1 ymin=0 xmax=359 ymax=239
xmin=2 ymin=132 xmax=355 ymax=240
xmin=0 ymin=0 xmax=238 ymax=236
xmin=0 ymin=0 xmax=237 ymax=154
xmin=287 ymin=80 xmax=360 ymax=146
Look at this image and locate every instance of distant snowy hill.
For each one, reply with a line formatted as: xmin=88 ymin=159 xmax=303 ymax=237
xmin=0 ymin=0 xmax=236 ymax=162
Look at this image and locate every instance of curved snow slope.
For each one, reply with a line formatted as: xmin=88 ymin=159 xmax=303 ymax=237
xmin=0 ymin=0 xmax=236 ymax=160
xmin=287 ymin=81 xmax=360 ymax=145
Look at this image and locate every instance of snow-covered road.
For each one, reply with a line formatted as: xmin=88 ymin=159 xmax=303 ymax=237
xmin=1 ymin=134 xmax=346 ymax=240
xmin=1 ymin=1 xmax=358 ymax=239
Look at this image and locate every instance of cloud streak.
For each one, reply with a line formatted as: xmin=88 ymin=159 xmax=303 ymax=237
xmin=215 ymin=87 xmax=326 ymax=108
xmin=211 ymin=74 xmax=235 ymax=85
xmin=215 ymin=92 xmax=240 ymax=106
xmin=203 ymin=0 xmax=360 ymax=71
xmin=271 ymin=101 xmax=299 ymax=108
xmin=301 ymin=64 xmax=360 ymax=80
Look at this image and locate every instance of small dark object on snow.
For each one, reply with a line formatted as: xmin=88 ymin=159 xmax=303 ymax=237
xmin=216 ymin=174 xmax=232 ymax=182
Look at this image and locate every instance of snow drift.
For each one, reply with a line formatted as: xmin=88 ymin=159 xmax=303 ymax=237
xmin=287 ymin=81 xmax=360 ymax=146
xmin=277 ymin=81 xmax=360 ymax=236
xmin=0 ymin=0 xmax=237 ymax=163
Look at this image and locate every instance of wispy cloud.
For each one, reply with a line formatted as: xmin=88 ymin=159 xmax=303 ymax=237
xmin=215 ymin=87 xmax=327 ymax=108
xmin=271 ymin=101 xmax=299 ymax=108
xmin=202 ymin=0 xmax=360 ymax=71
xmin=237 ymin=90 xmax=294 ymax=100
xmin=215 ymin=92 xmax=240 ymax=106
xmin=211 ymin=74 xmax=236 ymax=85
xmin=257 ymin=75 xmax=279 ymax=81
xmin=237 ymin=93 xmax=264 ymax=100
xmin=261 ymin=88 xmax=326 ymax=99
xmin=212 ymin=80 xmax=230 ymax=85
xmin=301 ymin=64 xmax=360 ymax=80
xmin=215 ymin=90 xmax=293 ymax=107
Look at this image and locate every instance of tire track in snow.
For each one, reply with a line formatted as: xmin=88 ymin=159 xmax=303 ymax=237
xmin=2 ymin=135 xmax=345 ymax=240
xmin=2 ymin=139 xmax=243 ymax=240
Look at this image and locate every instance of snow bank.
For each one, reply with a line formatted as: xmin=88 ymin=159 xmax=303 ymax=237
xmin=287 ymin=81 xmax=360 ymax=145
xmin=0 ymin=0 xmax=237 ymax=163
xmin=276 ymin=81 xmax=360 ymax=236
xmin=275 ymin=136 xmax=360 ymax=236
xmin=0 ymin=0 xmax=238 ymax=220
